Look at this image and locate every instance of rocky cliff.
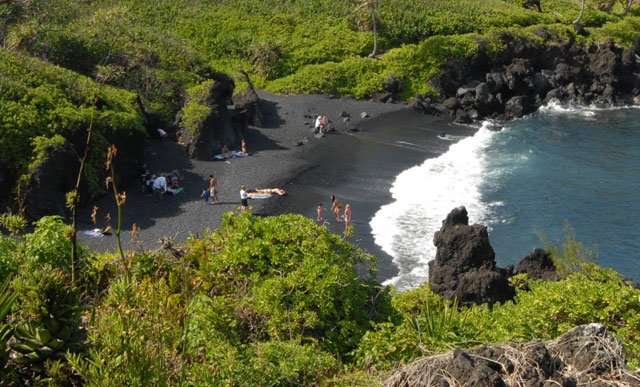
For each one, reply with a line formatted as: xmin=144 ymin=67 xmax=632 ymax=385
xmin=413 ymin=31 xmax=640 ymax=123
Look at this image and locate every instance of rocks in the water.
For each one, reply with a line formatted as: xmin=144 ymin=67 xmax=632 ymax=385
xmin=384 ymin=324 xmax=636 ymax=387
xmin=515 ymin=247 xmax=560 ymax=281
xmin=429 ymin=206 xmax=515 ymax=306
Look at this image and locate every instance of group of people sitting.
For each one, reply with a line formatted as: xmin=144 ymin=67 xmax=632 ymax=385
xmin=141 ymin=168 xmax=184 ymax=198
xmin=314 ymin=115 xmax=328 ymax=134
xmin=214 ymin=139 xmax=250 ymax=160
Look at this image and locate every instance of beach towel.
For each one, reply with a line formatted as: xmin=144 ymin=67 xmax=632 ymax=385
xmin=83 ymin=228 xmax=111 ymax=238
xmin=231 ymin=151 xmax=250 ymax=158
xmin=249 ymin=195 xmax=271 ymax=199
xmin=214 ymin=151 xmax=251 ymax=160
xmin=247 ymin=188 xmax=286 ymax=199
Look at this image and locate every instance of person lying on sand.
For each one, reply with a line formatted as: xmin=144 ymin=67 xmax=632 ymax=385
xmin=246 ymin=188 xmax=286 ymax=198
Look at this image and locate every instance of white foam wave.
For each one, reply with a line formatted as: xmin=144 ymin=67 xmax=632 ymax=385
xmin=370 ymin=121 xmax=499 ymax=291
xmin=539 ymin=99 xmax=595 ymax=117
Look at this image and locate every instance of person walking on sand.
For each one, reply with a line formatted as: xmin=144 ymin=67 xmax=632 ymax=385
xmin=317 ymin=202 xmax=324 ymax=222
xmin=330 ymin=195 xmax=340 ymax=222
xmin=240 ymin=185 xmax=248 ymax=211
xmin=334 ymin=200 xmax=342 ymax=222
xmin=344 ymin=204 xmax=352 ymax=232
xmin=209 ymin=175 xmax=218 ymax=204
xmin=200 ymin=186 xmax=210 ymax=203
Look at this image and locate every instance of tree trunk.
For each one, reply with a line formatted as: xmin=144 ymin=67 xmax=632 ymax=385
xmin=573 ymin=0 xmax=586 ymax=27
xmin=368 ymin=1 xmax=378 ymax=58
xmin=621 ymin=0 xmax=633 ymax=17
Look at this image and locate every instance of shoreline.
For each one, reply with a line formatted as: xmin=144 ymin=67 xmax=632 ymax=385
xmin=79 ymin=91 xmax=475 ymax=284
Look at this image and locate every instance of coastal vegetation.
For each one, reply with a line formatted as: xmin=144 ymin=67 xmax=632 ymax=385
xmin=1 ymin=0 xmax=640 ymax=384
xmin=1 ymin=0 xmax=639 ymax=204
xmin=0 ymin=212 xmax=638 ymax=384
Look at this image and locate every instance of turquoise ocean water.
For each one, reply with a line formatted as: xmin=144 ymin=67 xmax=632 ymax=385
xmin=371 ymin=105 xmax=640 ymax=290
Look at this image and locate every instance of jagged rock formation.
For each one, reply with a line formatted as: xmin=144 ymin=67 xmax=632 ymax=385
xmin=177 ymin=72 xmax=264 ymax=160
xmin=384 ymin=323 xmax=640 ymax=387
xmin=428 ymin=206 xmax=515 ymax=306
xmin=178 ymin=73 xmax=236 ymax=160
xmin=413 ymin=32 xmax=640 ymax=122
xmin=515 ymin=247 xmax=560 ymax=281
xmin=231 ymin=88 xmax=264 ymax=130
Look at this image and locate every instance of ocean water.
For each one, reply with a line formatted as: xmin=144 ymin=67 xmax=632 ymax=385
xmin=371 ymin=105 xmax=640 ymax=291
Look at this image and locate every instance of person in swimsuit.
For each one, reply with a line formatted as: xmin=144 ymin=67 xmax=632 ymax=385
xmin=344 ymin=203 xmax=351 ymax=232
xmin=209 ymin=175 xmax=218 ymax=204
xmin=240 ymin=185 xmax=248 ymax=211
xmin=317 ymin=202 xmax=324 ymax=222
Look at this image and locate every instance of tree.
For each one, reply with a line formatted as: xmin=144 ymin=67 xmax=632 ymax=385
xmin=620 ymin=0 xmax=638 ymax=16
xmin=573 ymin=0 xmax=587 ymax=27
xmin=355 ymin=0 xmax=378 ymax=57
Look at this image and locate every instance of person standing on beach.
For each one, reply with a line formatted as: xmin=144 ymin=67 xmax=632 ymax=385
xmin=209 ymin=175 xmax=218 ymax=204
xmin=331 ymin=195 xmax=342 ymax=222
xmin=241 ymin=138 xmax=248 ymax=155
xmin=240 ymin=185 xmax=248 ymax=211
xmin=334 ymin=199 xmax=342 ymax=222
xmin=317 ymin=202 xmax=324 ymax=222
xmin=344 ymin=204 xmax=351 ymax=232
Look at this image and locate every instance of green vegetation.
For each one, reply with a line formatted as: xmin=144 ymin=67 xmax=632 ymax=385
xmin=1 ymin=0 xmax=640 ymax=384
xmin=0 ymin=212 xmax=637 ymax=384
xmin=0 ymin=48 xmax=144 ymax=201
xmin=1 ymin=0 xmax=639 ymax=207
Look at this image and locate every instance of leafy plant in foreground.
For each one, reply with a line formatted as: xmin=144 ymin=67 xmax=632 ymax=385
xmin=10 ymin=266 xmax=85 ymax=381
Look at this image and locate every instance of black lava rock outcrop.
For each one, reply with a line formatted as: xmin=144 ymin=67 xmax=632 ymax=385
xmin=178 ymin=72 xmax=265 ymax=160
xmin=417 ymin=31 xmax=640 ymax=122
xmin=429 ymin=206 xmax=515 ymax=306
xmin=385 ymin=323 xmax=640 ymax=387
xmin=20 ymin=139 xmax=79 ymax=221
xmin=178 ymin=73 xmax=236 ymax=160
xmin=515 ymin=247 xmax=560 ymax=281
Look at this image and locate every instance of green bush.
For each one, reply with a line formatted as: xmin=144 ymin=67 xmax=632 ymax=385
xmin=181 ymin=79 xmax=214 ymax=135
xmin=355 ymin=257 xmax=640 ymax=372
xmin=70 ymin=277 xmax=183 ymax=385
xmin=19 ymin=216 xmax=74 ymax=272
xmin=591 ymin=15 xmax=640 ymax=46
xmin=190 ymin=212 xmax=391 ymax=356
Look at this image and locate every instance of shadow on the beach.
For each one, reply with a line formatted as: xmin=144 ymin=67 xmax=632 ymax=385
xmin=245 ymin=126 xmax=289 ymax=152
xmin=80 ymin=139 xmax=200 ymax=231
xmin=257 ymin=99 xmax=286 ymax=129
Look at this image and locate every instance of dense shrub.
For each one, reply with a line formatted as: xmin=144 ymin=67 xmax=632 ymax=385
xmin=181 ymin=80 xmax=214 ymax=135
xmin=189 ymin=212 xmax=391 ymax=356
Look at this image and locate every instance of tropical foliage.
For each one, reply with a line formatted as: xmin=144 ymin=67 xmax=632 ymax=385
xmin=0 ymin=211 xmax=637 ymax=384
xmin=1 ymin=0 xmax=639 ymax=206
xmin=1 ymin=0 xmax=640 ymax=384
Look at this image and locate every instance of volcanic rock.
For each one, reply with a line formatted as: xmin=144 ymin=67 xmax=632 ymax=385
xmin=429 ymin=206 xmax=515 ymax=306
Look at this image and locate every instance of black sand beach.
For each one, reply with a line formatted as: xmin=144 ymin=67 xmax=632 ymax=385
xmin=79 ymin=91 xmax=476 ymax=283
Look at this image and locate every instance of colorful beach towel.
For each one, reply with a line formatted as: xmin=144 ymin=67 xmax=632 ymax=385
xmin=83 ymin=228 xmax=110 ymax=238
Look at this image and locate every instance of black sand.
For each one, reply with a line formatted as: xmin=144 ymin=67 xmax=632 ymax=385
xmin=79 ymin=91 xmax=475 ymax=283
